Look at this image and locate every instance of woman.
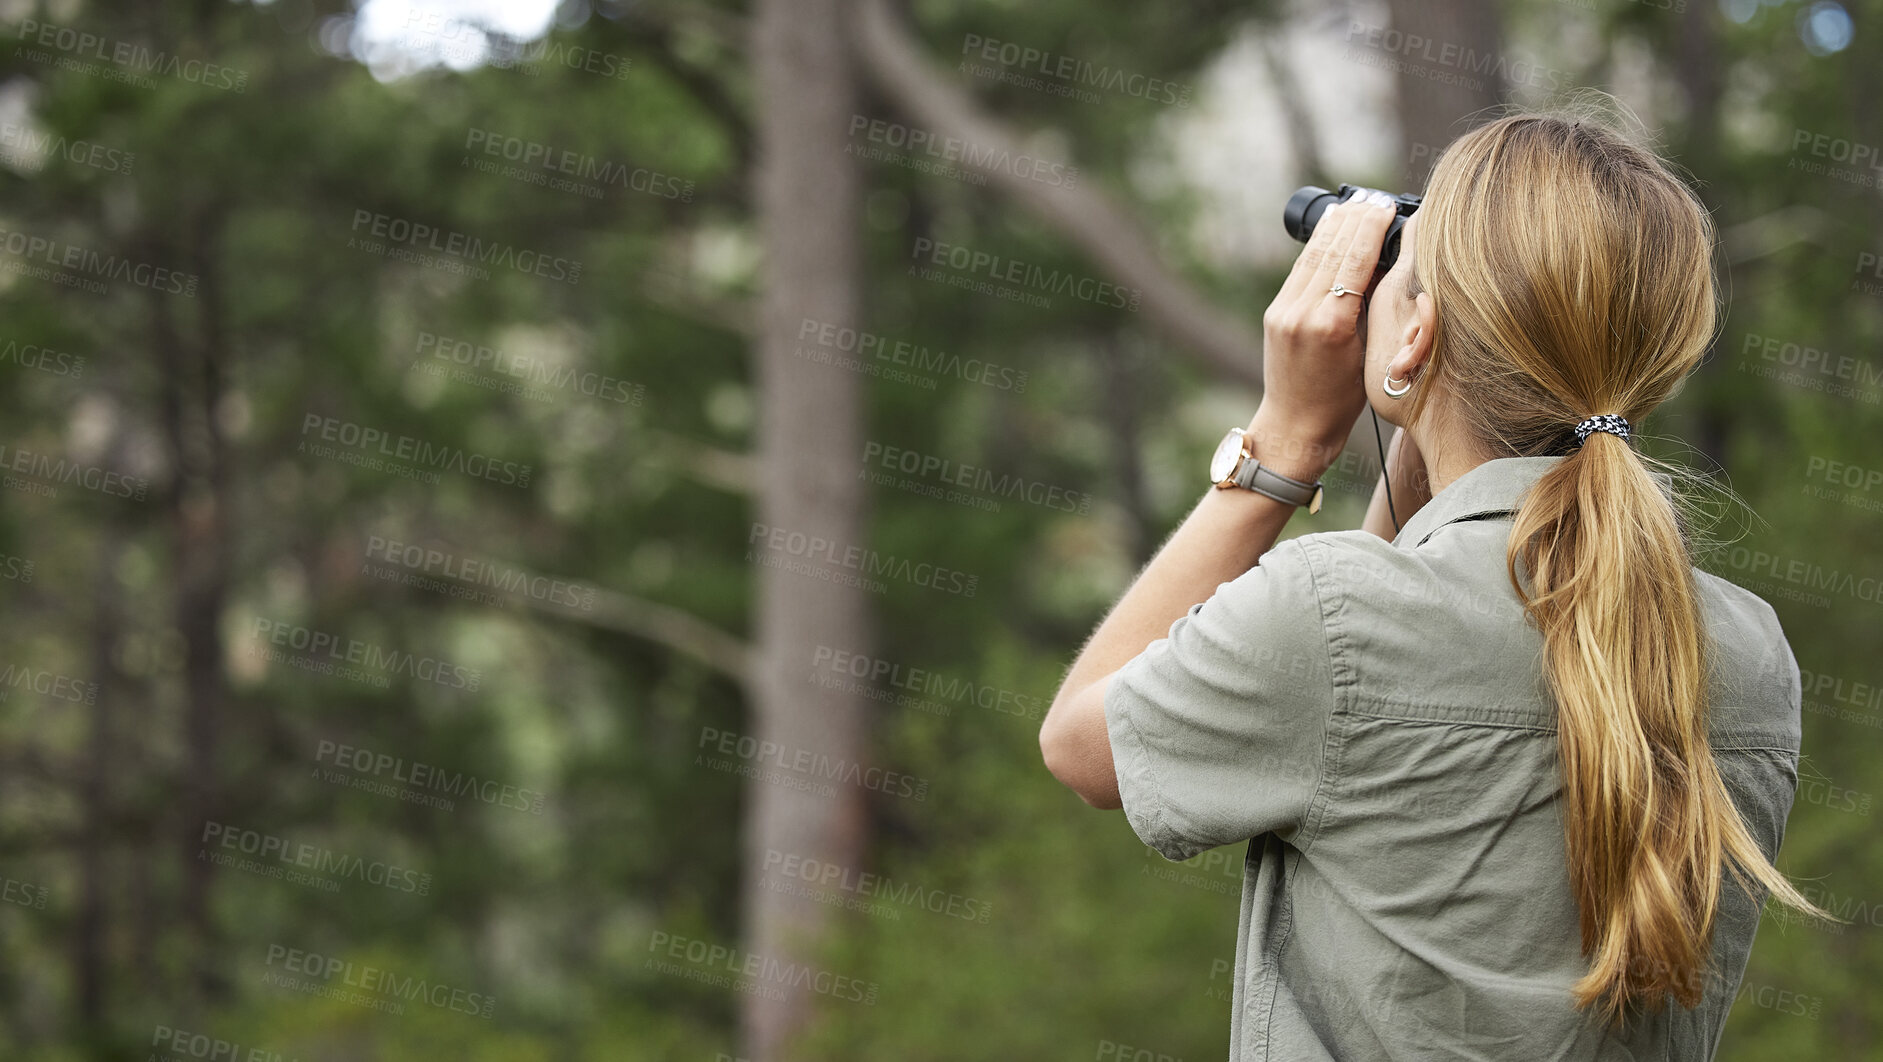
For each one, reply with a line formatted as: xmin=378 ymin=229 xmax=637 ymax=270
xmin=1039 ymin=110 xmax=1827 ymax=1059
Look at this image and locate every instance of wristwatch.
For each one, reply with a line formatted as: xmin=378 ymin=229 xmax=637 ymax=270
xmin=1209 ymin=427 xmax=1325 ymax=513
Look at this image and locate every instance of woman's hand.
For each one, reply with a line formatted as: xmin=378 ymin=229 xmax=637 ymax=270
xmin=1245 ymin=194 xmax=1401 ymax=481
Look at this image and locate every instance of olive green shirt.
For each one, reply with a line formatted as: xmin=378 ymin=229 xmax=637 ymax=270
xmin=1105 ymin=455 xmax=1802 ymax=1061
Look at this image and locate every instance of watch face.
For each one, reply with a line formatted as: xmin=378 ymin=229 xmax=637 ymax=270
xmin=1209 ymin=429 xmax=1245 ymax=483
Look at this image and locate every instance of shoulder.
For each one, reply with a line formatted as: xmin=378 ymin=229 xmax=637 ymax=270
xmin=1285 ymin=525 xmax=1479 ymax=577
xmin=1279 ymin=527 xmax=1531 ymax=629
xmin=1692 ymin=570 xmax=1802 ymax=752
xmin=1201 ymin=533 xmax=1329 ymax=628
xmin=1209 ymin=531 xmax=1397 ymax=627
xmin=1692 ymin=567 xmax=1790 ymax=645
xmin=1274 ymin=527 xmax=1416 ymax=590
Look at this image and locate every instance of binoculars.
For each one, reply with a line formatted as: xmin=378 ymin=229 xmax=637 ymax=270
xmin=1283 ymin=184 xmax=1423 ymax=272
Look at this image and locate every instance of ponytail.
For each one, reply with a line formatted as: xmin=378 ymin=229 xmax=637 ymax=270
xmin=1411 ymin=107 xmax=1835 ymax=1025
xmin=1509 ymin=432 xmax=1829 ymax=1022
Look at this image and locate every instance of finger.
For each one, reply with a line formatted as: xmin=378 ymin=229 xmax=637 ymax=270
xmin=1306 ymin=201 xmax=1367 ymax=299
xmin=1279 ymin=200 xmax=1355 ymax=306
xmin=1333 ymin=199 xmax=1398 ymax=295
xmin=1277 ymin=198 xmax=1357 ymax=304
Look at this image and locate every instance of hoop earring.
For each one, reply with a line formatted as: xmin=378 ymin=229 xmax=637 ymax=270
xmin=1383 ymin=370 xmax=1416 ymax=398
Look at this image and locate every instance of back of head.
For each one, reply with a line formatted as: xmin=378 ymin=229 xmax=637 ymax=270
xmin=1409 ymin=108 xmax=1715 ymax=450
xmin=1409 ymin=107 xmax=1823 ymax=1023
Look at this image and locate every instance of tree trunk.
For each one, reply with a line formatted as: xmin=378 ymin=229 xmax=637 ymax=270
xmin=1384 ymin=0 xmax=1505 ymax=187
xmin=1670 ymin=1 xmax=1731 ymax=469
xmin=76 ymin=521 xmax=126 ymax=1029
xmin=1100 ymin=334 xmax=1156 ymax=567
xmin=151 ymin=216 xmax=235 ymax=1000
xmin=744 ymin=1 xmax=872 ymax=1059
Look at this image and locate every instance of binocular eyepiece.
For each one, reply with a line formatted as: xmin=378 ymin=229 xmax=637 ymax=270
xmin=1283 ymin=184 xmax=1423 ymax=272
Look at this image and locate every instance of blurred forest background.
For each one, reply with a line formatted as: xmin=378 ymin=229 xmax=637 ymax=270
xmin=0 ymin=0 xmax=1877 ymax=1058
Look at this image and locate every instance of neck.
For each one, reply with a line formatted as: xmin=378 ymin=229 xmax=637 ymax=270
xmin=1421 ymin=448 xmax=1490 ymax=496
xmin=1406 ymin=401 xmax=1495 ymax=496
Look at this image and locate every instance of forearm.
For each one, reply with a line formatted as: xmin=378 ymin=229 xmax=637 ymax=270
xmin=1362 ymin=425 xmax=1433 ymax=541
xmin=1053 ymin=409 xmax=1346 ymax=712
xmin=1040 ymin=483 xmax=1297 ymax=807
xmin=1362 ymin=473 xmax=1400 ymax=540
xmin=1056 ymin=485 xmax=1297 ymax=701
xmin=1040 ymin=414 xmax=1340 ymax=806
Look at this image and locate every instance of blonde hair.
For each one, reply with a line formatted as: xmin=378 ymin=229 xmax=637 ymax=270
xmin=1406 ymin=108 xmax=1828 ymax=1023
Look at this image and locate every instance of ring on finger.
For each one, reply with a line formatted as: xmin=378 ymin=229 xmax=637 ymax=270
xmin=1329 ymin=282 xmax=1363 ymax=298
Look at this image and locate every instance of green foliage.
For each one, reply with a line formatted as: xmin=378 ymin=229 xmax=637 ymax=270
xmin=0 ymin=0 xmax=1875 ymax=1057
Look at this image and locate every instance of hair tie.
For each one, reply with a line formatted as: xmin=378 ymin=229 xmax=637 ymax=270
xmin=1573 ymin=414 xmax=1631 ymax=446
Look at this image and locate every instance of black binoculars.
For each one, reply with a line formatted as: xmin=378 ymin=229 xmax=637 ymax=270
xmin=1283 ymin=184 xmax=1423 ymax=272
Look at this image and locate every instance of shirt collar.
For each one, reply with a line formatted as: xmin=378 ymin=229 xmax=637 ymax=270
xmin=1390 ymin=454 xmax=1678 ymax=549
xmin=1392 ymin=456 xmax=1566 ymax=549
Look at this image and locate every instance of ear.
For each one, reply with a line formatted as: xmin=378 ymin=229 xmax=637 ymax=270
xmin=1390 ymin=290 xmax=1437 ymax=379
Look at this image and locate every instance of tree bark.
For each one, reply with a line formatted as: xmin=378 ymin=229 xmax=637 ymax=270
xmin=745 ymin=1 xmax=872 ymax=1059
xmin=1383 ymin=0 xmax=1505 ymax=188
xmin=76 ymin=521 xmax=127 ymax=1028
xmin=150 ymin=213 xmax=235 ymax=1000
xmin=1100 ymin=334 xmax=1157 ymax=566
xmin=1258 ymin=33 xmax=1328 ymax=189
xmin=1669 ymin=0 xmax=1730 ymax=469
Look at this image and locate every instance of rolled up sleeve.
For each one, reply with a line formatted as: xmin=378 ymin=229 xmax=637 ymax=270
xmin=1103 ymin=536 xmax=1336 ymax=862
